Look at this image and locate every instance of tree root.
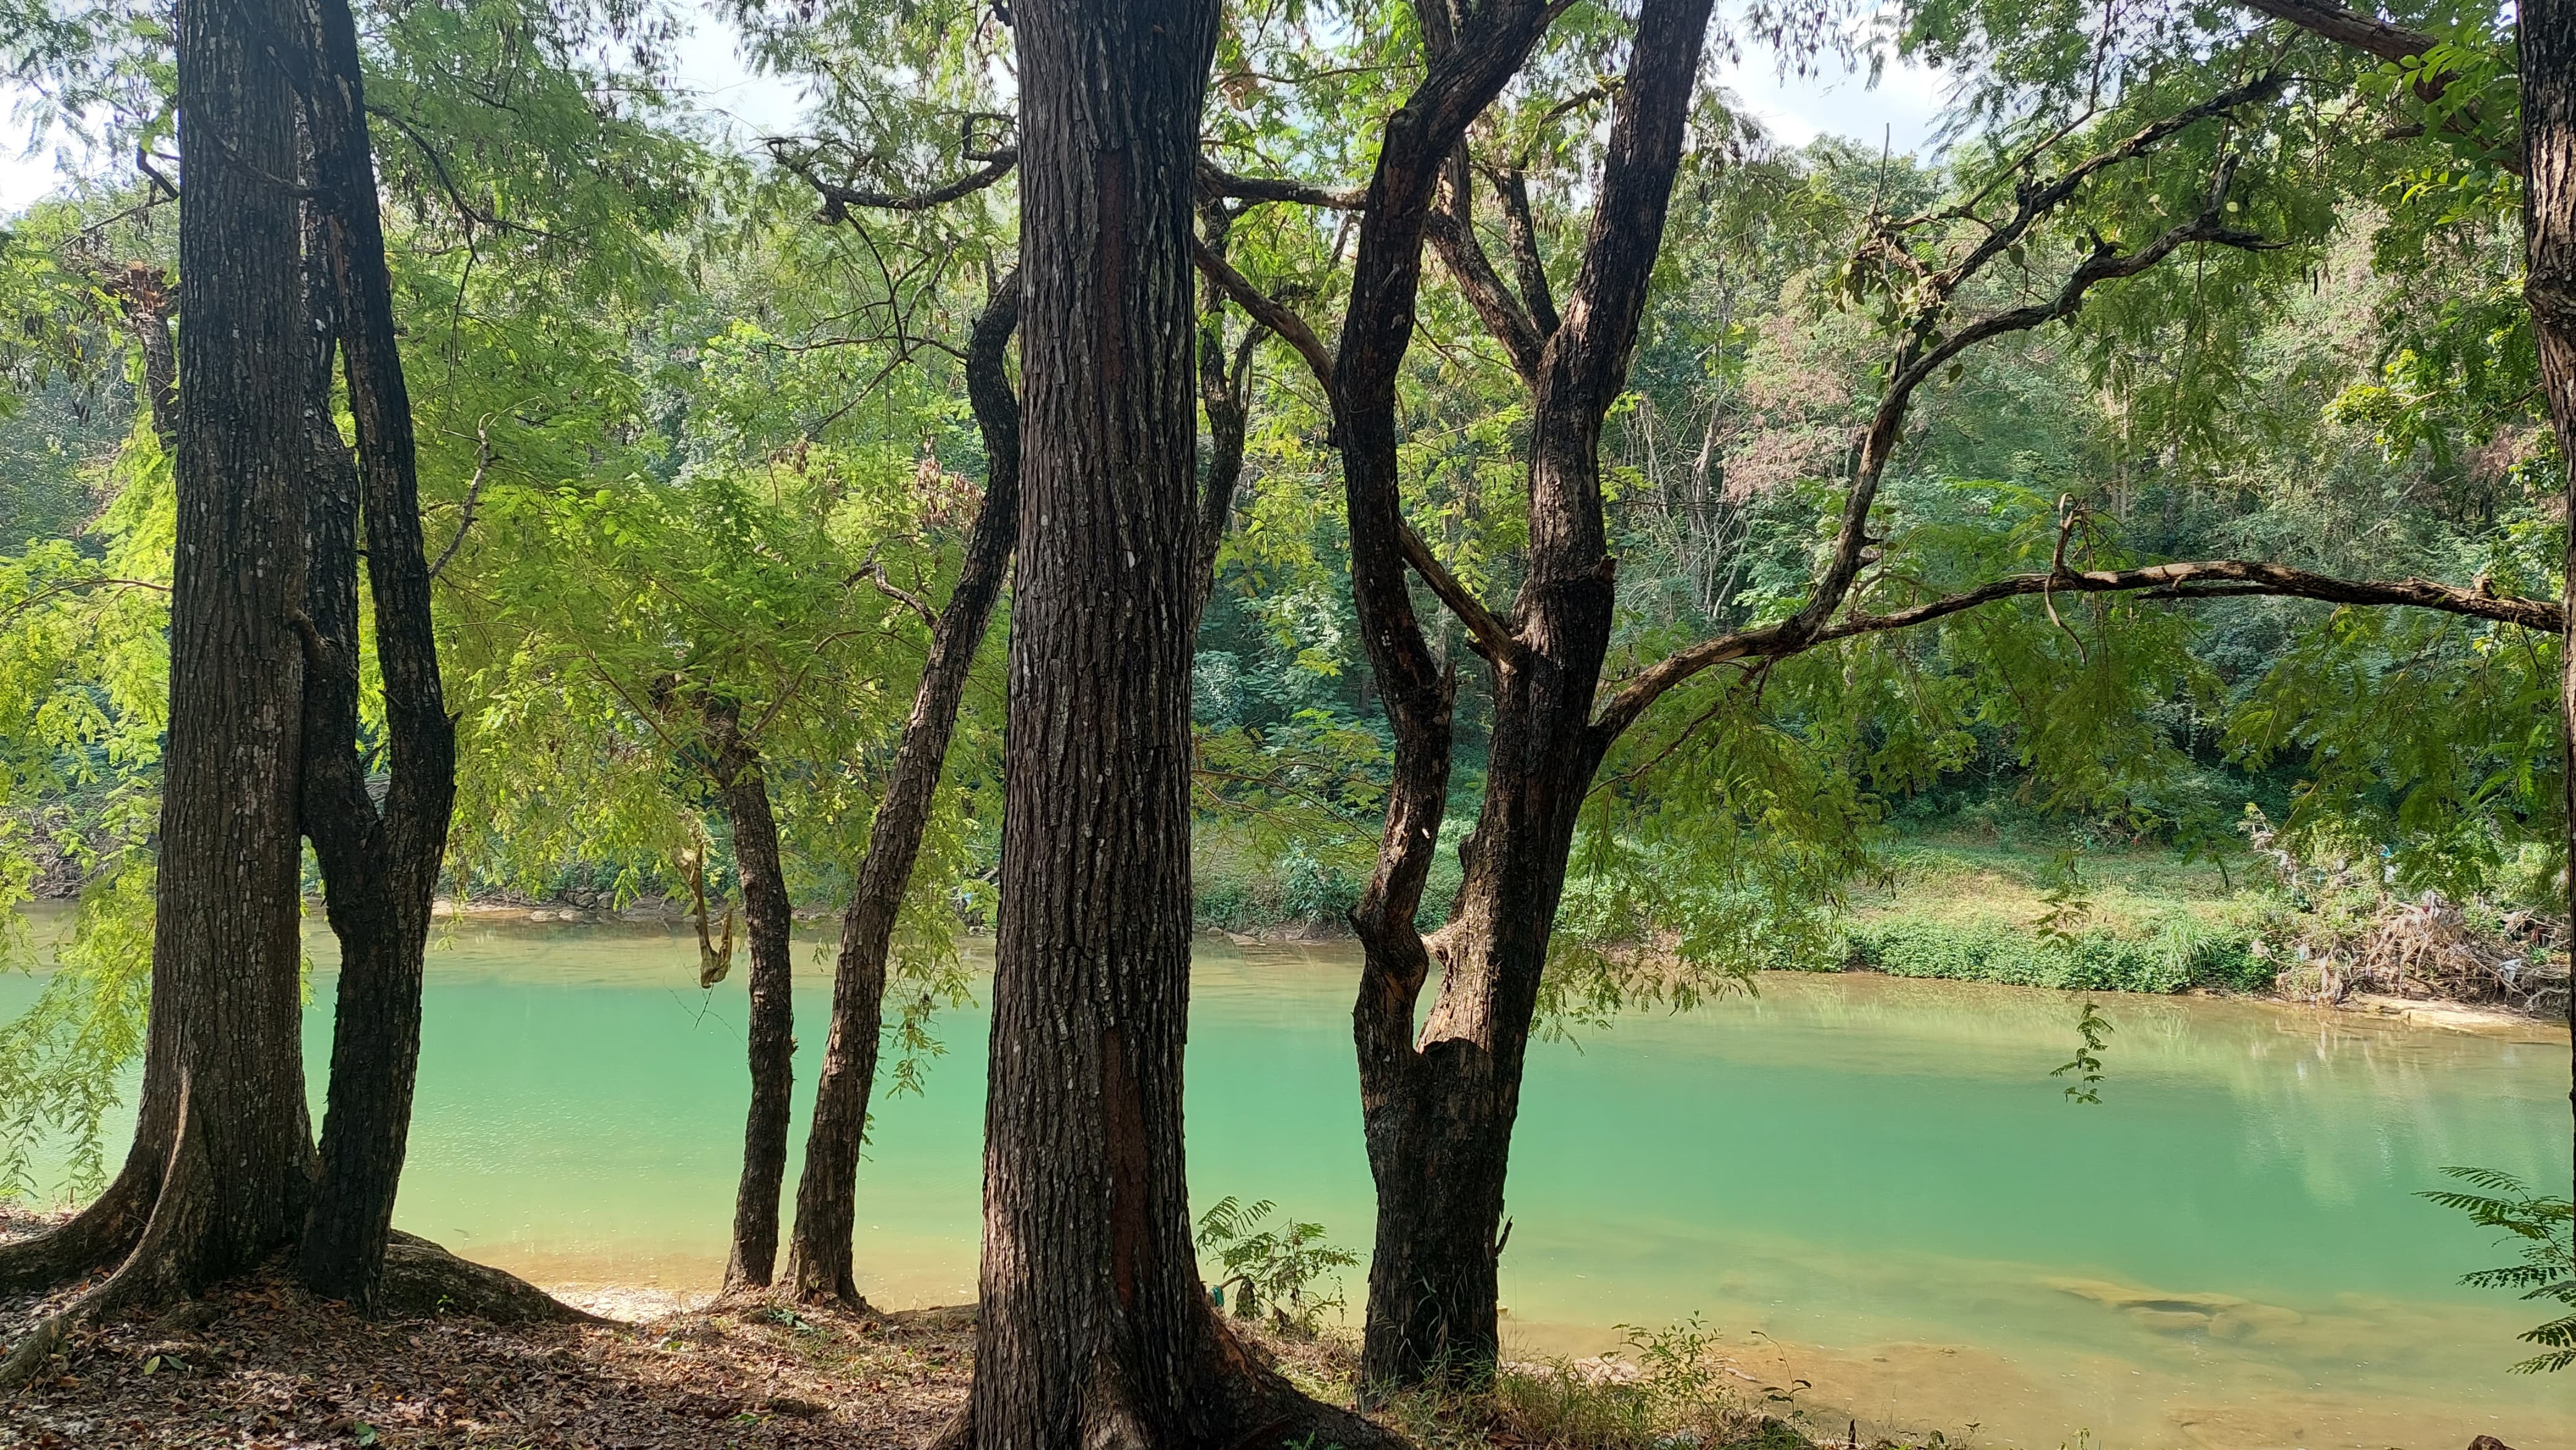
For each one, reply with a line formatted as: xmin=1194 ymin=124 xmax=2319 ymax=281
xmin=1212 ymin=1321 xmax=1409 ymax=1450
xmin=915 ymin=1313 xmax=1410 ymax=1450
xmin=0 ymin=1167 xmax=154 ymax=1296
xmin=0 ymin=1228 xmax=598 ymax=1394
xmin=0 ymin=1211 xmax=185 ymax=1391
xmin=376 ymin=1232 xmax=604 ymax=1326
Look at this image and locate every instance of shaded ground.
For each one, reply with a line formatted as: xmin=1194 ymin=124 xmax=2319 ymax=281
xmin=0 ymin=1270 xmax=977 ymax=1448
xmin=0 ymin=1248 xmax=1860 ymax=1450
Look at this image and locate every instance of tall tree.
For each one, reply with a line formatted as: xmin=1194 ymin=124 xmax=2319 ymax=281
xmin=1202 ymin=0 xmax=2570 ymax=1389
xmin=1353 ymin=0 xmax=1719 ymax=1381
xmin=0 ymin=0 xmax=316 ymax=1363
xmin=291 ymin=0 xmax=462 ymax=1311
xmin=698 ymin=695 xmax=798 ymax=1295
xmin=948 ymin=0 xmax=1388 ymax=1440
xmin=2522 ymin=0 xmax=2576 ymax=1186
xmin=788 ymin=270 xmax=1021 ymax=1306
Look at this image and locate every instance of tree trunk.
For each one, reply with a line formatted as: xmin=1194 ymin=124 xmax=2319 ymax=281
xmin=707 ymin=706 xmax=798 ymax=1293
xmin=951 ymin=1 xmax=1393 ymax=1444
xmin=786 ymin=272 xmax=1020 ymax=1306
xmin=2520 ymin=0 xmax=2576 ymax=1194
xmin=967 ymin=0 xmax=1216 ymax=1432
xmin=118 ymin=0 xmax=321 ymax=1296
xmin=1357 ymin=723 xmax=1608 ymax=1383
xmin=1342 ymin=0 xmax=1715 ymax=1389
xmin=291 ymin=0 xmax=460 ymax=1311
xmin=0 ymin=0 xmax=329 ymax=1329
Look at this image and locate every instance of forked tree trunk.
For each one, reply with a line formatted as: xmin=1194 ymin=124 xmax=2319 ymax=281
xmin=2520 ymin=0 xmax=2576 ymax=1189
xmin=291 ymin=0 xmax=460 ymax=1311
xmin=0 ymin=0 xmax=321 ymax=1348
xmin=1357 ymin=724 xmax=1609 ymax=1382
xmin=949 ymin=0 xmax=1391 ymax=1444
xmin=1343 ymin=0 xmax=1715 ymax=1388
xmin=706 ymin=706 xmax=798 ymax=1293
xmin=786 ymin=273 xmax=1020 ymax=1306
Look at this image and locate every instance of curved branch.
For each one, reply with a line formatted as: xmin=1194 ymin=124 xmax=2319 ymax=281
xmin=1190 ymin=239 xmax=1336 ymax=401
xmin=1800 ymin=90 xmax=2288 ymax=651
xmin=2230 ymin=0 xmax=2523 ymax=172
xmin=769 ymin=141 xmax=1019 ymax=220
xmin=1592 ymin=560 xmax=2562 ymax=742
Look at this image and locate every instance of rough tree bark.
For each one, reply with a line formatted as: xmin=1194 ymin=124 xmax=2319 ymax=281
xmin=2518 ymin=0 xmax=2576 ymax=1192
xmin=114 ymin=0 xmax=320 ymax=1282
xmin=785 ymin=272 xmax=1022 ymax=1306
xmin=0 ymin=0 xmax=317 ymax=1371
xmin=946 ymin=0 xmax=1393 ymax=1442
xmin=289 ymin=0 xmax=461 ymax=1311
xmin=702 ymin=703 xmax=798 ymax=1293
xmin=963 ymin=0 xmax=1229 ymax=1428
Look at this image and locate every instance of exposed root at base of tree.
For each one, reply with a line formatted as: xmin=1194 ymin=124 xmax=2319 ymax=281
xmin=0 ymin=1172 xmax=153 ymax=1298
xmin=915 ymin=1313 xmax=1408 ymax=1450
xmin=0 ymin=1210 xmax=595 ymax=1392
xmin=714 ymin=1283 xmax=885 ymax=1324
xmin=0 ymin=1272 xmax=982 ymax=1447
xmin=378 ymin=1233 xmax=606 ymax=1326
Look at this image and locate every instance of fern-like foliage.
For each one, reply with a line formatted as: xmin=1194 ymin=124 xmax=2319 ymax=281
xmin=2422 ymin=1166 xmax=2575 ymax=1374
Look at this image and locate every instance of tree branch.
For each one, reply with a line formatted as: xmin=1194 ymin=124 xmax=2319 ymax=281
xmin=768 ymin=140 xmax=1020 ymax=221
xmin=1190 ymin=238 xmax=1337 ymax=402
xmin=1400 ymin=523 xmax=1521 ymax=663
xmin=1482 ymin=160 xmax=1559 ymax=337
xmin=2234 ymin=0 xmax=2435 ymax=65
xmin=1796 ymin=83 xmax=2289 ymax=654
xmin=1425 ymin=153 xmax=1547 ymax=383
xmin=1197 ymin=160 xmax=1367 ymax=211
xmin=1592 ymin=560 xmax=2562 ymax=741
xmin=2230 ymin=0 xmax=2523 ymax=172
xmin=427 ymin=422 xmax=492 ymax=581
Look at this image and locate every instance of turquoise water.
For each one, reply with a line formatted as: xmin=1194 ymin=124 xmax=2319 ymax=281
xmin=6 ymin=914 xmax=2569 ymax=1447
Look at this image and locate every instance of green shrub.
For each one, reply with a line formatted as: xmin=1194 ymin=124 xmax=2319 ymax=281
xmin=1842 ymin=912 xmax=2266 ymax=994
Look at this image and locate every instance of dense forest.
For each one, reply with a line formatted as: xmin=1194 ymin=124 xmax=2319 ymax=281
xmin=0 ymin=0 xmax=2570 ymax=1444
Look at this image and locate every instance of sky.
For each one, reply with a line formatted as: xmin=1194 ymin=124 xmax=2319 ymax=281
xmin=0 ymin=2 xmax=1952 ymax=214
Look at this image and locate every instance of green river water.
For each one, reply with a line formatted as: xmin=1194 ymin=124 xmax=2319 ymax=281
xmin=7 ymin=915 xmax=2570 ymax=1448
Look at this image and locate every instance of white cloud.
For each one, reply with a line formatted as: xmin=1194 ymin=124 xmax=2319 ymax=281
xmin=1718 ymin=42 xmax=1954 ymax=157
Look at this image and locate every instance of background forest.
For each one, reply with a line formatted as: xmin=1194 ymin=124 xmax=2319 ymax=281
xmin=4 ymin=0 xmax=2562 ymax=1061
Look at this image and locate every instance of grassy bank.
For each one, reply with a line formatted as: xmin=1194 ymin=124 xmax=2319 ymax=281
xmin=1825 ymin=836 xmax=2275 ymax=994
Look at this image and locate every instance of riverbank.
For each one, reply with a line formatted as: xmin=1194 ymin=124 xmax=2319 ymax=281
xmin=0 ymin=1262 xmax=1865 ymax=1450
xmin=0 ymin=955 xmax=2562 ymax=1446
xmin=1819 ymin=834 xmax=2570 ymax=1017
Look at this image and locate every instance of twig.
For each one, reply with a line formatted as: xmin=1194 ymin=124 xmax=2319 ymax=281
xmin=427 ymin=422 xmax=492 ymax=581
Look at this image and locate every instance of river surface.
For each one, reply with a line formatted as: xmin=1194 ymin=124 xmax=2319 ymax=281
xmin=6 ymin=915 xmax=2570 ymax=1448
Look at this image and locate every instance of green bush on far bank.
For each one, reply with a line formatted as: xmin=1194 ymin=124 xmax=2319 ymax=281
xmin=1838 ymin=914 xmax=2271 ymax=993
xmin=1798 ymin=835 xmax=2281 ymax=994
